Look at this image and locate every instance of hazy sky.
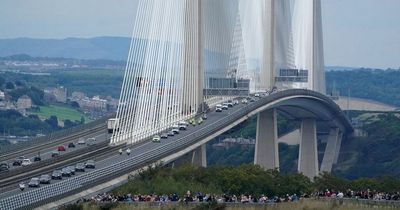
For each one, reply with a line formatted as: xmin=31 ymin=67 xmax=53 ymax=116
xmin=0 ymin=0 xmax=399 ymax=69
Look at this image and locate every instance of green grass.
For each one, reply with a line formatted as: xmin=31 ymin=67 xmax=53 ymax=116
xmin=63 ymin=199 xmax=397 ymax=210
xmin=28 ymin=104 xmax=87 ymax=122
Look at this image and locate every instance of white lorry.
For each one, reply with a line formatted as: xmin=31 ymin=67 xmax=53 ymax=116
xmin=107 ymin=118 xmax=119 ymax=133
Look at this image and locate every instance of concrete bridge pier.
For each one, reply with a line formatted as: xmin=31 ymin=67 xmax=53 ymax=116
xmin=320 ymin=128 xmax=340 ymax=173
xmin=333 ymin=133 xmax=343 ymax=164
xmin=191 ymin=144 xmax=207 ymax=167
xmin=254 ymin=109 xmax=279 ymax=170
xmin=298 ymin=118 xmax=318 ymax=179
xmin=170 ymin=144 xmax=207 ymax=168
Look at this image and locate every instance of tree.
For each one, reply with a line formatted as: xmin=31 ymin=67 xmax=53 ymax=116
xmin=5 ymin=82 xmax=14 ymax=89
xmin=0 ymin=76 xmax=5 ymax=88
xmin=64 ymin=119 xmax=77 ymax=128
xmin=80 ymin=116 xmax=85 ymax=124
xmin=70 ymin=101 xmax=80 ymax=108
xmin=45 ymin=115 xmax=59 ymax=129
xmin=15 ymin=80 xmax=26 ymax=87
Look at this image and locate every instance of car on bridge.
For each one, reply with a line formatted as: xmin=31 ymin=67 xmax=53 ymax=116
xmin=171 ymin=128 xmax=180 ymax=134
xmin=33 ymin=156 xmax=41 ymax=162
xmin=28 ymin=178 xmax=40 ymax=188
xmin=61 ymin=167 xmax=72 ymax=177
xmin=57 ymin=145 xmax=66 ymax=152
xmin=224 ymin=102 xmax=233 ymax=107
xmin=152 ymin=135 xmax=161 ymax=143
xmin=197 ymin=118 xmax=203 ymax=125
xmin=39 ymin=174 xmax=51 ymax=184
xmin=67 ymin=166 xmax=76 ymax=175
xmin=13 ymin=156 xmax=26 ymax=166
xmin=77 ymin=138 xmax=85 ymax=145
xmin=21 ymin=159 xmax=32 ymax=166
xmin=178 ymin=121 xmax=189 ymax=126
xmin=51 ymin=170 xmax=62 ymax=180
xmin=51 ymin=151 xmax=59 ymax=158
xmin=0 ymin=162 xmax=9 ymax=172
xmin=179 ymin=121 xmax=189 ymax=129
xmin=75 ymin=163 xmax=85 ymax=172
xmin=68 ymin=142 xmax=76 ymax=148
xmin=87 ymin=137 xmax=96 ymax=146
xmin=167 ymin=131 xmax=175 ymax=136
xmin=85 ymin=160 xmax=96 ymax=169
xmin=178 ymin=124 xmax=187 ymax=130
xmin=160 ymin=133 xmax=168 ymax=139
xmin=241 ymin=99 xmax=248 ymax=104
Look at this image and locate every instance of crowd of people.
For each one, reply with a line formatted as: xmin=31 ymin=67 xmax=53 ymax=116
xmin=73 ymin=189 xmax=400 ymax=206
xmin=75 ymin=191 xmax=301 ymax=205
xmin=314 ymin=189 xmax=400 ymax=201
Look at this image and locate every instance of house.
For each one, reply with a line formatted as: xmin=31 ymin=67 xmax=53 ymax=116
xmin=17 ymin=95 xmax=32 ymax=110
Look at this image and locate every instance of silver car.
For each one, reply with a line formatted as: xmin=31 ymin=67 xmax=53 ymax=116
xmin=28 ymin=177 xmax=40 ymax=187
xmin=39 ymin=174 xmax=51 ymax=184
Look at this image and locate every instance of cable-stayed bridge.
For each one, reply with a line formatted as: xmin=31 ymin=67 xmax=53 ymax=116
xmin=0 ymin=1 xmax=353 ymax=209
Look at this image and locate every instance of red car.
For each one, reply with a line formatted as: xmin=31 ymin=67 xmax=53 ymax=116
xmin=57 ymin=145 xmax=66 ymax=152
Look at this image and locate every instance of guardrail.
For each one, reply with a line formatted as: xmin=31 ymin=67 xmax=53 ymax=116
xmin=0 ymin=141 xmax=115 ymax=191
xmin=0 ymin=90 xmax=352 ymax=210
xmin=0 ymin=114 xmax=113 ymax=158
xmin=314 ymin=197 xmax=400 ymax=208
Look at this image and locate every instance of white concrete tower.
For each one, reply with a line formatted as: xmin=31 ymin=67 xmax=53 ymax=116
xmin=292 ymin=0 xmax=325 ymax=94
xmin=183 ymin=0 xmax=205 ymax=113
xmin=260 ymin=0 xmax=275 ymax=91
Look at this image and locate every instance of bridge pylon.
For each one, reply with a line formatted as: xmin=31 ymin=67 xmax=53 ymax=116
xmin=254 ymin=109 xmax=279 ymax=170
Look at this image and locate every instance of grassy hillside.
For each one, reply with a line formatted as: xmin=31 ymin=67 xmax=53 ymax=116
xmin=326 ymin=69 xmax=400 ymax=107
xmin=206 ymin=111 xmax=400 ymax=179
xmin=28 ymin=105 xmax=87 ymax=122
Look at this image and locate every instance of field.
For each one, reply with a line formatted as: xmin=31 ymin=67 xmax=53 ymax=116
xmin=28 ymin=104 xmax=87 ymax=122
xmin=62 ymin=199 xmax=400 ymax=210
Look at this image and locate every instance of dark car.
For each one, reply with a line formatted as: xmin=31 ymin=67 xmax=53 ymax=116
xmin=75 ymin=163 xmax=85 ymax=172
xmin=28 ymin=178 xmax=40 ymax=187
xmin=67 ymin=166 xmax=76 ymax=175
xmin=0 ymin=162 xmax=9 ymax=172
xmin=85 ymin=160 xmax=95 ymax=169
xmin=13 ymin=156 xmax=25 ymax=166
xmin=68 ymin=142 xmax=76 ymax=148
xmin=61 ymin=167 xmax=72 ymax=177
xmin=39 ymin=174 xmax=51 ymax=184
xmin=51 ymin=170 xmax=62 ymax=180
xmin=33 ymin=156 xmax=41 ymax=162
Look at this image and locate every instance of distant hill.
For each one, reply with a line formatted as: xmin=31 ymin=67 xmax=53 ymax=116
xmin=325 ymin=66 xmax=358 ymax=71
xmin=0 ymin=37 xmax=131 ymax=61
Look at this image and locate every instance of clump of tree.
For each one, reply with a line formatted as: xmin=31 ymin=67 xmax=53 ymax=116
xmin=113 ymin=164 xmax=400 ymax=198
xmin=113 ymin=164 xmax=313 ymax=197
xmin=8 ymin=85 xmax=45 ymax=105
xmin=0 ymin=110 xmax=55 ymax=136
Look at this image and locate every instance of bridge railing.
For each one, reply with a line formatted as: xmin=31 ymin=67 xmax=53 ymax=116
xmin=0 ymin=89 xmax=352 ymax=209
xmin=0 ymin=93 xmax=260 ymax=209
xmin=0 ymin=114 xmax=113 ymax=156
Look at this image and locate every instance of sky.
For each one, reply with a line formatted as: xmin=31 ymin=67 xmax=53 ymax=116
xmin=0 ymin=0 xmax=399 ymax=69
